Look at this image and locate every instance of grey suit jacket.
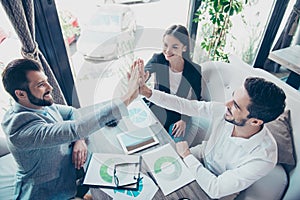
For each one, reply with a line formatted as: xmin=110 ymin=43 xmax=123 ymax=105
xmin=1 ymin=99 xmax=127 ymax=200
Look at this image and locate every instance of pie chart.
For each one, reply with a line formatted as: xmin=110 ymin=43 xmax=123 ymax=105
xmin=128 ymin=107 xmax=151 ymax=127
xmin=114 ymin=177 xmax=143 ymax=197
xmin=154 ymin=156 xmax=182 ymax=181
xmin=99 ymin=157 xmax=126 ymax=183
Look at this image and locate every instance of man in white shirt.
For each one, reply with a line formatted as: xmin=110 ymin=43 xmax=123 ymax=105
xmin=135 ymin=59 xmax=286 ymax=199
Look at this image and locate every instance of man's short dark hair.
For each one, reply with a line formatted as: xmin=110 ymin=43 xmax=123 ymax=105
xmin=2 ymin=59 xmax=43 ymax=102
xmin=244 ymin=77 xmax=286 ymax=123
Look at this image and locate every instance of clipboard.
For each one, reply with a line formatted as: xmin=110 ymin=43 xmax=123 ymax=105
xmin=83 ymin=153 xmax=142 ymax=190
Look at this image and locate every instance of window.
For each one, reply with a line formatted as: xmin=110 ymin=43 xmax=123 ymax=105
xmin=193 ymin=0 xmax=277 ymax=65
xmin=55 ymin=0 xmax=190 ymax=107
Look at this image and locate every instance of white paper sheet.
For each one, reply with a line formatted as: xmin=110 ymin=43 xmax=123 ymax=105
xmin=142 ymin=144 xmax=195 ymax=195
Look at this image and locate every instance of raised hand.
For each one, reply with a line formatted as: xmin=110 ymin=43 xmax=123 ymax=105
xmin=130 ymin=58 xmax=152 ymax=98
xmin=134 ymin=58 xmax=149 ymax=87
xmin=122 ymin=59 xmax=142 ymax=106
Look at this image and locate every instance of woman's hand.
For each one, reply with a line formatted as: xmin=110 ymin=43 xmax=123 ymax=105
xmin=72 ymin=139 xmax=88 ymax=169
xmin=172 ymin=120 xmax=186 ymax=138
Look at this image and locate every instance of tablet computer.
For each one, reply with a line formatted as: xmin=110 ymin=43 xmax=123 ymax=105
xmin=117 ymin=127 xmax=159 ymax=154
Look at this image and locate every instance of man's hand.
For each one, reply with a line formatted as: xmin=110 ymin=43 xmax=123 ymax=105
xmin=121 ymin=60 xmax=141 ymax=106
xmin=176 ymin=141 xmax=191 ymax=159
xmin=132 ymin=59 xmax=152 ymax=98
xmin=72 ymin=139 xmax=88 ymax=169
xmin=172 ymin=120 xmax=186 ymax=138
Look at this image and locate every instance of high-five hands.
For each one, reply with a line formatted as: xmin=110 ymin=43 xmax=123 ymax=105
xmin=131 ymin=58 xmax=149 ymax=87
xmin=122 ymin=58 xmax=153 ymax=106
xmin=121 ymin=59 xmax=141 ymax=106
xmin=132 ymin=58 xmax=153 ymax=98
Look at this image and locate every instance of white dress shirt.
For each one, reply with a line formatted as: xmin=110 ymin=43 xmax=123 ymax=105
xmin=148 ymin=89 xmax=277 ymax=199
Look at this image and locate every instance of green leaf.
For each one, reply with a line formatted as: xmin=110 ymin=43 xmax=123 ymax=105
xmin=229 ymin=7 xmax=235 ymax=16
xmin=224 ymin=5 xmax=230 ymax=13
xmin=213 ymin=0 xmax=219 ymax=11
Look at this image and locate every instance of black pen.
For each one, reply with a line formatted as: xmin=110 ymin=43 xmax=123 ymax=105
xmin=147 ymin=171 xmax=158 ymax=186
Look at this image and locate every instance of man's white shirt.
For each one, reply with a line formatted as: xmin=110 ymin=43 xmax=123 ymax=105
xmin=147 ymin=89 xmax=277 ymax=199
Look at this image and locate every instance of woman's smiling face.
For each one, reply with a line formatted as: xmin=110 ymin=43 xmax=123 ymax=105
xmin=162 ymin=35 xmax=187 ymax=62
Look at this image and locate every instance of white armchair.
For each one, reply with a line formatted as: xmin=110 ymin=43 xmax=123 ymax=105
xmin=197 ymin=61 xmax=299 ymax=200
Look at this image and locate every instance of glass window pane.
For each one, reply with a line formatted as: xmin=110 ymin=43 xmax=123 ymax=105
xmin=193 ymin=0 xmax=297 ymax=66
xmin=193 ymin=0 xmax=277 ymax=65
xmin=55 ymin=0 xmax=189 ymax=107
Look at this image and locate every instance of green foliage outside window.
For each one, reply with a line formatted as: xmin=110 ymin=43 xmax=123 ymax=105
xmin=194 ymin=0 xmax=249 ymax=62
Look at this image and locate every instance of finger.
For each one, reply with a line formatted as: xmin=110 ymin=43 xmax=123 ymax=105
xmin=131 ymin=60 xmax=137 ymax=71
xmin=174 ymin=129 xmax=182 ymax=137
xmin=80 ymin=151 xmax=86 ymax=168
xmin=72 ymin=151 xmax=77 ymax=164
xmin=139 ymin=59 xmax=144 ymax=67
xmin=181 ymin=130 xmax=186 ymax=137
xmin=77 ymin=151 xmax=82 ymax=169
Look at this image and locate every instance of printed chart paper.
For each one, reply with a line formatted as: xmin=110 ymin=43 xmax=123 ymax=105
xmin=142 ymin=144 xmax=195 ymax=195
xmin=126 ymin=99 xmax=155 ymax=129
xmin=83 ymin=153 xmax=141 ymax=189
xmin=101 ymin=173 xmax=159 ymax=200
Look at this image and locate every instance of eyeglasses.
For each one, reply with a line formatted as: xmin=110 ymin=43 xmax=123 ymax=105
xmin=113 ymin=162 xmax=140 ymax=187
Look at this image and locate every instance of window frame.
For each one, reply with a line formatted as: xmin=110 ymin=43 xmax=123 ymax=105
xmin=35 ymin=0 xmax=80 ymax=108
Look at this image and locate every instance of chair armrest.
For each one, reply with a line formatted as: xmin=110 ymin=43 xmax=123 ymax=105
xmin=236 ymin=164 xmax=288 ymax=200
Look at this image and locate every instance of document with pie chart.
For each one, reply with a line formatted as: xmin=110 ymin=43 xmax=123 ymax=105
xmin=125 ymin=99 xmax=156 ymax=130
xmin=142 ymin=144 xmax=195 ymax=195
xmin=83 ymin=153 xmax=141 ymax=190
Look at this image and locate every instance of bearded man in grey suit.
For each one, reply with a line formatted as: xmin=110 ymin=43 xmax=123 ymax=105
xmin=1 ymin=58 xmax=140 ymax=200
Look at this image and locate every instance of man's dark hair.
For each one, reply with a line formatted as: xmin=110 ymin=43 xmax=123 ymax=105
xmin=244 ymin=77 xmax=286 ymax=123
xmin=2 ymin=59 xmax=43 ymax=102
